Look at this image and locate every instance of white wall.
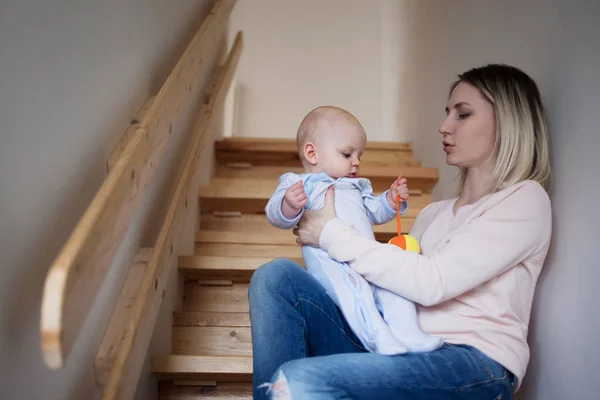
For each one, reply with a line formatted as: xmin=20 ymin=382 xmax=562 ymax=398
xmin=227 ymin=0 xmax=406 ymax=142
xmin=397 ymin=1 xmax=600 ymax=399
xmin=0 ymin=1 xmax=214 ymax=399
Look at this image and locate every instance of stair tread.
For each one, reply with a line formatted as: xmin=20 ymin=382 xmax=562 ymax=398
xmin=196 ymin=230 xmax=297 ymax=245
xmin=215 ymin=137 xmax=419 ymax=167
xmin=199 ymin=177 xmax=431 ymax=215
xmin=200 ymin=213 xmax=414 ymax=238
xmin=201 ymin=177 xmax=424 ymax=197
xmin=215 ymin=164 xmax=438 ymax=193
xmin=159 ymin=381 xmax=252 ymax=399
xmin=216 ymin=137 xmax=412 ymax=152
xmin=151 ymin=355 xmax=252 ymax=381
xmin=173 ymin=311 xmax=250 ymax=327
xmin=179 ymin=255 xmax=303 ymax=280
xmin=195 ymin=243 xmax=302 ymax=259
xmin=172 ymin=326 xmax=252 ymax=356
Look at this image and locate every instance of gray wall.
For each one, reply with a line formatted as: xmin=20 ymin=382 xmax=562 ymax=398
xmin=0 ymin=0 xmax=213 ymax=399
xmin=398 ymin=1 xmax=599 ymax=398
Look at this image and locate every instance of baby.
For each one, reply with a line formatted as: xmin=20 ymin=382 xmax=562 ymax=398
xmin=265 ymin=106 xmax=443 ymax=355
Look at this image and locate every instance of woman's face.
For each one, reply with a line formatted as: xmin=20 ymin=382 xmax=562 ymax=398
xmin=439 ymin=82 xmax=497 ymax=170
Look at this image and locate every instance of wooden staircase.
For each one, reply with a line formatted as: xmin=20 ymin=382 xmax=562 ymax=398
xmin=151 ymin=137 xmax=438 ymax=398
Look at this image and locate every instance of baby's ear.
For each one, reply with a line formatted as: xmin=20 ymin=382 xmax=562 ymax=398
xmin=303 ymin=142 xmax=318 ymax=165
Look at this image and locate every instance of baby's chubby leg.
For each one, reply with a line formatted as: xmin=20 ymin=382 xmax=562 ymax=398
xmin=373 ymin=288 xmax=443 ymax=352
xmin=304 ymin=251 xmax=407 ymax=355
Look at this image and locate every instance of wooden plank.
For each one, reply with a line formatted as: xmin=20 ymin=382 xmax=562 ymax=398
xmin=101 ymin=19 xmax=243 ymax=400
xmin=199 ymin=213 xmax=416 ymax=239
xmin=215 ymin=137 xmax=418 ymax=167
xmin=179 ymin=255 xmax=301 ymax=281
xmin=106 ymin=97 xmax=155 ymax=173
xmin=215 ymin=137 xmax=412 ymax=152
xmin=173 ymin=380 xmax=217 ymax=387
xmin=199 ymin=177 xmax=430 ymax=214
xmin=195 ymin=230 xmax=298 ymax=246
xmin=159 ymin=381 xmax=253 ymax=399
xmin=40 ymin=0 xmax=237 ymax=370
xmin=151 ymin=355 xmax=253 ymax=382
xmin=183 ymin=283 xmax=249 ymax=313
xmin=94 ymin=248 xmax=152 ymax=385
xmin=216 ymin=164 xmax=439 ymax=193
xmin=172 ymin=327 xmax=252 ymax=356
xmin=195 ymin=243 xmax=302 ymax=259
xmin=173 ymin=311 xmax=250 ymax=327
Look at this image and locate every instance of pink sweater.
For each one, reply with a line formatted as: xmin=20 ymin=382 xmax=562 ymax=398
xmin=319 ymin=180 xmax=551 ymax=390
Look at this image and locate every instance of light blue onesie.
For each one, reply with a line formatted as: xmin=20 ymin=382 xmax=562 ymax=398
xmin=265 ymin=172 xmax=443 ymax=354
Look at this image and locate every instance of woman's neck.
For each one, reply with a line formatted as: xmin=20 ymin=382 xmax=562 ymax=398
xmin=455 ymin=166 xmax=495 ymax=210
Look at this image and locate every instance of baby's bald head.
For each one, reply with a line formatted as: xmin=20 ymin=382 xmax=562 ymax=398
xmin=296 ymin=106 xmax=365 ymax=166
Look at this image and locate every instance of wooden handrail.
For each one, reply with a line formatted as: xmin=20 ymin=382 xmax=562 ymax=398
xmin=40 ymin=0 xmax=237 ymax=369
xmin=98 ymin=30 xmax=243 ymax=400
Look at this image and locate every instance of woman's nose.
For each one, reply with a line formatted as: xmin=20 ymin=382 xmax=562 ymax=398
xmin=439 ymin=116 xmax=453 ymax=135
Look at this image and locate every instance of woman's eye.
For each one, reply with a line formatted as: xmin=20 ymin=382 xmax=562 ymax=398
xmin=458 ymin=113 xmax=470 ymax=120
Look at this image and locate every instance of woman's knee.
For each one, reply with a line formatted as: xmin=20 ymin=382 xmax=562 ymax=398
xmin=249 ymin=258 xmax=304 ymax=302
xmin=267 ymin=360 xmax=316 ymax=400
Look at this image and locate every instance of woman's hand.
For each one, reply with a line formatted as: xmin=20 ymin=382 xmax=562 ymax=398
xmin=293 ymin=186 xmax=337 ymax=247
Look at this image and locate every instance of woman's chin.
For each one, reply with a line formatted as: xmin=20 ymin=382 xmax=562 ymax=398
xmin=445 ymin=154 xmax=458 ymax=166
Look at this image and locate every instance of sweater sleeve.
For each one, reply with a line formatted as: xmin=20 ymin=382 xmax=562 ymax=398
xmin=319 ymin=182 xmax=552 ymax=306
xmin=265 ymin=173 xmax=305 ymax=229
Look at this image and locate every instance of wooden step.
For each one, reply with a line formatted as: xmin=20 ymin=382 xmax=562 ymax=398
xmin=179 ymin=255 xmax=303 ymax=281
xmin=196 ymin=231 xmax=297 ymax=246
xmin=173 ymin=311 xmax=250 ymax=328
xmin=159 ymin=381 xmax=252 ymax=399
xmin=195 ymin=243 xmax=301 ymax=259
xmin=183 ymin=283 xmax=249 ymax=313
xmin=200 ymin=213 xmax=414 ymax=240
xmin=199 ymin=177 xmax=431 ymax=214
xmin=151 ymin=355 xmax=252 ymax=382
xmin=172 ymin=326 xmax=252 ymax=356
xmin=215 ymin=137 xmax=419 ymax=167
xmin=216 ymin=164 xmax=438 ymax=193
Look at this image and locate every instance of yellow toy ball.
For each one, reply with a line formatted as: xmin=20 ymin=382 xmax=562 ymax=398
xmin=388 ymin=234 xmax=421 ymax=253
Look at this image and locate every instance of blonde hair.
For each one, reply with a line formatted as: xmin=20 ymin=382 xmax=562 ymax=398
xmin=450 ymin=64 xmax=551 ymax=193
xmin=296 ymin=106 xmax=364 ymax=165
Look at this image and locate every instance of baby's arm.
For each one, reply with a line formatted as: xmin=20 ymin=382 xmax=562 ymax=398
xmin=362 ymin=177 xmax=408 ymax=225
xmin=265 ymin=173 xmax=306 ymax=229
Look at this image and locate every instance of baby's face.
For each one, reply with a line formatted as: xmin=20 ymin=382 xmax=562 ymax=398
xmin=314 ymin=119 xmax=366 ymax=179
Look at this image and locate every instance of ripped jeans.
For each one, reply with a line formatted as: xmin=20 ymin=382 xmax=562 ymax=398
xmin=249 ymin=259 xmax=517 ymax=400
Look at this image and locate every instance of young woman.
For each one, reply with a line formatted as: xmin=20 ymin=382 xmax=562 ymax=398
xmin=249 ymin=64 xmax=552 ymax=400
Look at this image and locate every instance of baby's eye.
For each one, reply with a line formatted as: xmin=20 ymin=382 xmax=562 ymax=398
xmin=342 ymin=153 xmax=351 ymax=158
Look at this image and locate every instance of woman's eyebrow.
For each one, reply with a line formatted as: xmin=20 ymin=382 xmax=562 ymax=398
xmin=445 ymin=101 xmax=472 ymax=114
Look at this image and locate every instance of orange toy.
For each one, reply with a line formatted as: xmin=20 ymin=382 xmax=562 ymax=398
xmin=388 ymin=195 xmax=420 ymax=253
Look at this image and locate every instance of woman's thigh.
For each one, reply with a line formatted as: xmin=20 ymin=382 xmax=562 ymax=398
xmin=270 ymin=343 xmax=515 ymax=400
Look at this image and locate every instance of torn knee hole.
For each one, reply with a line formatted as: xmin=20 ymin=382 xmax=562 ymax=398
xmin=259 ymin=370 xmax=292 ymax=399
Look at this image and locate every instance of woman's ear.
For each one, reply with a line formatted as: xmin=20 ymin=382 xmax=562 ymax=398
xmin=303 ymin=142 xmax=318 ymax=166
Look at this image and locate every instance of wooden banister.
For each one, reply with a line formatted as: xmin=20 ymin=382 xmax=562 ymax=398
xmin=40 ymin=0 xmax=237 ymax=369
xmin=98 ymin=29 xmax=243 ymax=400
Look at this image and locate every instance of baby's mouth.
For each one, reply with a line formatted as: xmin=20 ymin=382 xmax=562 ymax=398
xmin=346 ymin=172 xmax=357 ymax=178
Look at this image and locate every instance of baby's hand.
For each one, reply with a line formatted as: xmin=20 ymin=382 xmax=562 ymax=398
xmin=282 ymin=181 xmax=308 ymax=219
xmin=387 ymin=175 xmax=409 ymax=208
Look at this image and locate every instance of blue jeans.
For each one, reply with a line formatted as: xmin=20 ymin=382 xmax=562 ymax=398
xmin=249 ymin=259 xmax=517 ymax=400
